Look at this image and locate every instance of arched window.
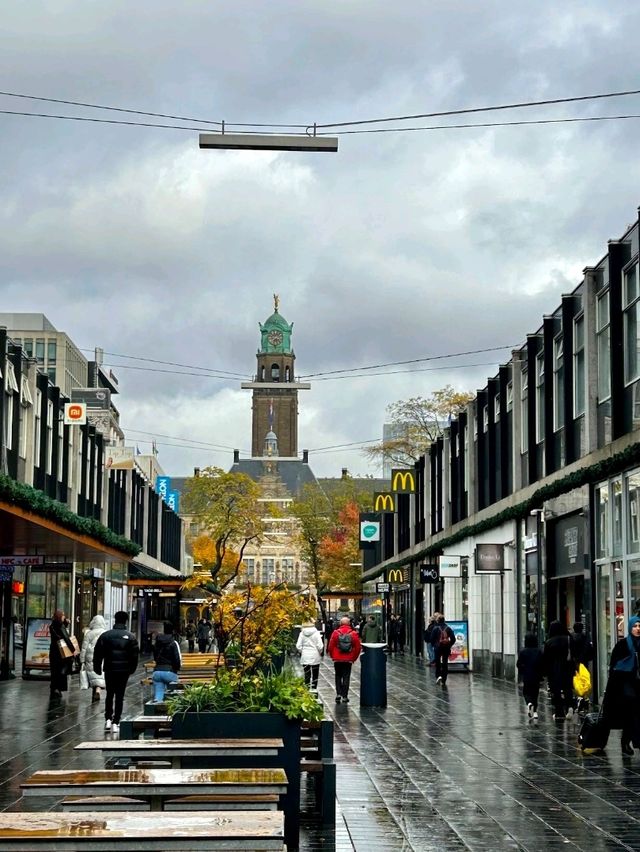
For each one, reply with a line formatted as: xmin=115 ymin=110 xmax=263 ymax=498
xmin=260 ymin=366 xmax=265 ymax=380
xmin=285 ymin=366 xmax=290 ymax=382
xmin=271 ymin=363 xmax=280 ymax=381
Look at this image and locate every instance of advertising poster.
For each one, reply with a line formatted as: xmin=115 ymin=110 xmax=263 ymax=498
xmin=447 ymin=620 xmax=469 ymax=667
xmin=24 ymin=617 xmax=52 ymax=671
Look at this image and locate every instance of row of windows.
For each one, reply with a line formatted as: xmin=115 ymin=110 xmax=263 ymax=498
xmin=259 ymin=364 xmax=291 ymax=382
xmin=13 ymin=337 xmax=57 ymax=365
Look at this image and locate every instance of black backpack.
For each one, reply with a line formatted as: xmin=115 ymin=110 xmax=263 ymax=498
xmin=337 ymin=631 xmax=353 ymax=653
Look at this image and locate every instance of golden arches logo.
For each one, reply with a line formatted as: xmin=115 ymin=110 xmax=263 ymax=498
xmin=374 ymin=493 xmax=395 ymax=512
xmin=388 ymin=569 xmax=403 ymax=583
xmin=391 ymin=470 xmax=415 ymax=492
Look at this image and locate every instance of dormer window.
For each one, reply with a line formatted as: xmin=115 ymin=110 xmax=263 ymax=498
xmin=271 ymin=363 xmax=280 ymax=381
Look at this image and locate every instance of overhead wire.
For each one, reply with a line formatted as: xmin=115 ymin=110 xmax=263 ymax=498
xmin=79 ymin=347 xmax=246 ymax=378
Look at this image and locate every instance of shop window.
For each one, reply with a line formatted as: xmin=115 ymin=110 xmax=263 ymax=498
xmin=573 ymin=315 xmax=585 ymax=417
xmin=553 ymin=336 xmax=564 ymax=431
xmin=597 ymin=290 xmax=611 ymax=401
xmin=627 ymin=472 xmax=640 ymax=554
xmin=630 ymin=559 xmax=640 ymax=619
xmin=623 ymin=263 xmax=640 ymax=384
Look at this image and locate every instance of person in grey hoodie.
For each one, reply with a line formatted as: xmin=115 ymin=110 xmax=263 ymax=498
xmin=79 ymin=615 xmax=107 ymax=702
xmin=296 ymin=621 xmax=324 ymax=693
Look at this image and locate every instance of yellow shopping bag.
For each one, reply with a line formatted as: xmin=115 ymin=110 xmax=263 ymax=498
xmin=573 ymin=662 xmax=591 ymax=698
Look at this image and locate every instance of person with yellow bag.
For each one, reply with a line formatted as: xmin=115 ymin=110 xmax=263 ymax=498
xmin=570 ymin=621 xmax=594 ymax=713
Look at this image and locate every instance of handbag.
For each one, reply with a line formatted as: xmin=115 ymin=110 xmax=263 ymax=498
xmin=58 ymin=638 xmax=73 ymax=659
xmin=79 ymin=668 xmax=89 ymax=689
xmin=573 ymin=663 xmax=591 ymax=698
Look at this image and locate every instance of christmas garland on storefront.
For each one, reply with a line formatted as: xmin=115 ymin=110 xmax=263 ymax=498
xmin=388 ymin=440 xmax=640 ymax=571
xmin=0 ymin=473 xmax=141 ymax=557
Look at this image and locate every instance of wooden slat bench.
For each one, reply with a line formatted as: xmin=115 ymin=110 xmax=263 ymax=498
xmin=117 ymin=715 xmax=172 ymax=739
xmin=0 ymin=810 xmax=285 ymax=850
xmin=21 ymin=767 xmax=288 ymax=812
xmin=75 ymin=738 xmax=284 ymax=769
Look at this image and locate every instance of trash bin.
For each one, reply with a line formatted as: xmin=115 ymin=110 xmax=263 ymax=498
xmin=360 ymin=642 xmax=387 ymax=707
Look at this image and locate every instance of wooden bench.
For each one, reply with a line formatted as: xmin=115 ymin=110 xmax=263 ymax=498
xmin=75 ymin=737 xmax=284 ymax=769
xmin=21 ymin=767 xmax=288 ymax=812
xmin=60 ymin=792 xmax=280 ymax=812
xmin=0 ymin=810 xmax=285 ymax=850
xmin=117 ymin=715 xmax=172 ymax=739
xmin=299 ymin=720 xmax=336 ymax=824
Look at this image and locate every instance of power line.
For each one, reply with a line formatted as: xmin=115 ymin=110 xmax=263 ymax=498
xmin=299 ymin=345 xmax=517 ymax=378
xmin=315 ymin=86 xmax=640 ymax=129
xmin=124 ymin=428 xmax=240 ymax=451
xmin=80 ymin=348 xmax=245 ymax=378
xmin=102 ymin=363 xmax=243 ymax=380
xmin=314 ymin=360 xmax=500 ymax=382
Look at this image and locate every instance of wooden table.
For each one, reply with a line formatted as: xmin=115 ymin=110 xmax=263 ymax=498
xmin=0 ymin=810 xmax=285 ymax=850
xmin=21 ymin=767 xmax=288 ymax=812
xmin=75 ymin=738 xmax=284 ymax=769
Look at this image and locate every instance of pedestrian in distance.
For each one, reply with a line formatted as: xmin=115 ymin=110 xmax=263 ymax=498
xmin=517 ymin=633 xmax=544 ymax=720
xmin=296 ymin=620 xmax=324 ymax=693
xmin=361 ymin=614 xmax=382 ymax=644
xmin=324 ymin=618 xmax=335 ymax=649
xmin=327 ymin=615 xmax=361 ymax=704
xmin=185 ymin=619 xmax=196 ymax=652
xmin=152 ymin=622 xmax=182 ymax=701
xmin=543 ymin=620 xmax=575 ymax=721
xmin=570 ymin=621 xmax=594 ymax=713
xmin=602 ymin=615 xmax=640 ymax=755
xmin=93 ymin=611 xmax=139 ymax=734
xmin=432 ymin=615 xmax=456 ymax=685
xmin=196 ymin=618 xmax=211 ymax=653
xmin=49 ymin=609 xmax=78 ymax=697
xmin=388 ymin=614 xmax=401 ymax=655
xmin=79 ymin=614 xmax=107 ymax=702
xmin=423 ymin=612 xmax=440 ymax=665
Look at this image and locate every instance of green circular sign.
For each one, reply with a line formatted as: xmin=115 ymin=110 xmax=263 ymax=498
xmin=362 ymin=524 xmax=378 ymax=539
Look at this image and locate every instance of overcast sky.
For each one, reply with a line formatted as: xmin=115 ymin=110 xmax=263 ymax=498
xmin=2 ymin=2 xmax=640 ymax=478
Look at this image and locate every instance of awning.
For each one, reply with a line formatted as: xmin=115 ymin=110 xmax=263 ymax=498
xmin=128 ymin=562 xmax=184 ymax=582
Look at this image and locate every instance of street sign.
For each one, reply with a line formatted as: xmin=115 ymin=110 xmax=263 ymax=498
xmin=439 ymin=555 xmax=462 ymax=578
xmin=475 ymin=543 xmax=505 ymax=573
xmin=420 ymin=564 xmax=440 ymax=584
xmin=64 ymin=402 xmax=86 ymax=425
xmin=376 ymin=582 xmax=390 ymax=594
xmin=360 ymin=520 xmax=380 ymax=543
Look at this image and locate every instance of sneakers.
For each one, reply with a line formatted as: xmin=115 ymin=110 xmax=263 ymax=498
xmin=533 ymin=711 xmax=539 ymax=720
xmin=342 ymin=697 xmax=349 ymax=704
xmin=104 ymin=719 xmax=112 ymax=731
xmin=527 ymin=703 xmax=534 ymax=718
xmin=111 ymin=723 xmax=120 ymax=735
xmin=335 ymin=696 xmax=341 ymax=704
xmin=566 ymin=707 xmax=574 ymax=719
xmin=435 ymin=676 xmax=443 ymax=685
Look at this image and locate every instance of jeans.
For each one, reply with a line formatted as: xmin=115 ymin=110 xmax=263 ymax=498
xmin=334 ymin=662 xmax=352 ymax=699
xmin=152 ymin=669 xmax=178 ymax=701
xmin=426 ymin=643 xmax=435 ymax=663
xmin=522 ymin=680 xmax=541 ymax=711
xmin=435 ymin=650 xmax=450 ymax=683
xmin=104 ymin=671 xmax=130 ymax=724
xmin=303 ymin=664 xmax=320 ymax=690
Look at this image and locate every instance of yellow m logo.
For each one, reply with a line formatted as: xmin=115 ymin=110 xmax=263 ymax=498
xmin=388 ymin=569 xmax=403 ymax=583
xmin=374 ymin=493 xmax=395 ymax=512
xmin=391 ymin=470 xmax=415 ymax=493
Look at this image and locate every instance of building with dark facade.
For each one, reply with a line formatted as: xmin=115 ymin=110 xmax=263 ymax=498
xmin=363 ymin=207 xmax=640 ymax=697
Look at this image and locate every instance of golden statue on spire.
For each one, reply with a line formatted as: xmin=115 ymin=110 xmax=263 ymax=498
xmin=273 ymin=293 xmax=280 ymax=312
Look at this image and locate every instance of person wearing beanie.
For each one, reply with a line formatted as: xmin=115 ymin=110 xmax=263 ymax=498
xmin=603 ymin=615 xmax=640 ymax=755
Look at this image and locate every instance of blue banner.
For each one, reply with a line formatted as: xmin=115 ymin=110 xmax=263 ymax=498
xmin=156 ymin=476 xmax=171 ymax=501
xmin=167 ymin=490 xmax=180 ymax=513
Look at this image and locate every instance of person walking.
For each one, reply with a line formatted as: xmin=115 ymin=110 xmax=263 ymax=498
xmin=361 ymin=615 xmax=382 ymax=644
xmin=388 ymin=615 xmax=400 ymax=655
xmin=79 ymin=614 xmax=107 ymax=702
xmin=602 ymin=615 xmax=640 ymax=755
xmin=517 ymin=633 xmax=544 ymax=719
xmin=432 ymin=615 xmax=456 ymax=686
xmin=152 ymin=622 xmax=182 ymax=701
xmin=543 ymin=620 xmax=575 ymax=721
xmin=423 ymin=613 xmax=439 ymax=665
xmin=196 ymin=618 xmax=211 ymax=653
xmin=185 ymin=619 xmax=196 ymax=652
xmin=327 ymin=616 xmax=361 ymax=704
xmin=570 ymin=621 xmax=594 ymax=712
xmin=93 ymin=611 xmax=139 ymax=734
xmin=49 ymin=609 xmax=77 ymax=697
xmin=296 ymin=620 xmax=324 ymax=693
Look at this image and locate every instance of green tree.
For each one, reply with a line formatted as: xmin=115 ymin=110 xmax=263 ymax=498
xmin=182 ymin=466 xmax=264 ymax=593
xmin=363 ymin=385 xmax=474 ymax=467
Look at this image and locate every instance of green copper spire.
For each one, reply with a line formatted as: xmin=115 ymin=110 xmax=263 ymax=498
xmin=259 ymin=294 xmax=293 ymax=353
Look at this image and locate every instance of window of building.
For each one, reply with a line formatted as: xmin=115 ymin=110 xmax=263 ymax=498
xmin=494 ymin=394 xmax=500 ymax=422
xmin=35 ymin=339 xmax=45 ymax=365
xmin=19 ymin=405 xmax=27 ymax=459
xmin=243 ymin=557 xmax=255 ymax=581
xmin=521 ymin=369 xmax=529 ymax=453
xmin=482 ymin=405 xmax=488 ymax=432
xmin=57 ymin=429 xmax=64 ymax=482
xmin=20 ymin=376 xmax=33 ymax=407
xmin=261 ymin=557 xmax=275 ymax=585
xmin=627 ymin=471 xmax=640 ymax=554
xmin=5 ymin=393 xmax=13 ymax=451
xmin=595 ymin=482 xmax=609 ymax=559
xmin=260 ymin=366 xmax=265 ymax=380
xmin=573 ymin=315 xmax=585 ymax=417
xmin=463 ymin=424 xmax=469 ymax=493
xmin=506 ymin=382 xmax=513 ymax=413
xmin=5 ymin=361 xmax=19 ymax=394
xmin=535 ymin=354 xmax=545 ymax=442
xmin=597 ymin=290 xmax=611 ymax=401
xmin=34 ymin=390 xmax=42 ymax=465
xmin=270 ymin=364 xmax=280 ymax=381
xmin=47 ymin=340 xmax=57 ymax=364
xmin=285 ymin=366 xmax=290 ymax=381
xmin=281 ymin=557 xmax=294 ymax=579
xmin=553 ymin=336 xmax=564 ymax=431
xmin=46 ymin=400 xmax=54 ymax=474
xmin=23 ymin=338 xmax=33 ymax=358
xmin=624 ymin=263 xmax=640 ymax=384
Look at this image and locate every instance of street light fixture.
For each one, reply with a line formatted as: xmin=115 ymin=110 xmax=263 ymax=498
xmin=199 ymin=133 xmax=338 ymax=153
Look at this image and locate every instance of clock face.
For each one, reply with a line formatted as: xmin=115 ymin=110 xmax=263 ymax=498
xmin=268 ymin=330 xmax=283 ymax=346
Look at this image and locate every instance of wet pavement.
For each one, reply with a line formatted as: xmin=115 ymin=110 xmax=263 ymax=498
xmin=2 ymin=655 xmax=640 ymax=850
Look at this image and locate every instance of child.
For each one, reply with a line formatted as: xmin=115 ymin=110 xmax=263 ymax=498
xmin=517 ymin=633 xmax=544 ymax=719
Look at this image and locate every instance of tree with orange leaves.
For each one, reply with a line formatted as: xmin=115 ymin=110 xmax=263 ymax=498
xmin=318 ymin=500 xmax=362 ymax=592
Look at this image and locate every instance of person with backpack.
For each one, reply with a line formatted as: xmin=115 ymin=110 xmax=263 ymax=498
xmin=327 ymin=615 xmax=362 ymax=704
xmin=432 ymin=615 xmax=456 ymax=685
xmin=423 ymin=613 xmax=439 ymax=665
xmin=543 ymin=620 xmax=575 ymax=721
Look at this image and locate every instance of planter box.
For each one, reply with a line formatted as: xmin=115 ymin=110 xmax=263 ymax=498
xmin=171 ymin=711 xmax=300 ymax=850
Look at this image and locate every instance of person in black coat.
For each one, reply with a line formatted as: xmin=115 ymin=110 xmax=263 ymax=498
xmin=94 ymin=611 xmax=139 ymax=732
xmin=543 ymin=620 xmax=575 ymax=721
xmin=432 ymin=616 xmax=456 ymax=686
xmin=152 ymin=622 xmax=182 ymax=701
xmin=49 ymin=609 xmax=77 ymax=696
xmin=517 ymin=633 xmax=544 ymax=719
xmin=603 ymin=615 xmax=640 ymax=755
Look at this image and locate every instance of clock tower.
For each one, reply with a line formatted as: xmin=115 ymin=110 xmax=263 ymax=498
xmin=241 ymin=296 xmax=311 ymax=458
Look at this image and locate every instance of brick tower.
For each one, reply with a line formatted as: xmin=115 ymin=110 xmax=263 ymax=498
xmin=241 ymin=296 xmax=310 ymax=458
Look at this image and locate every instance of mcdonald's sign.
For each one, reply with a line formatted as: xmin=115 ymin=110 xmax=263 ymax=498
xmin=373 ymin=492 xmax=395 ymax=513
xmin=391 ymin=468 xmax=416 ymax=493
xmin=387 ymin=568 xmax=403 ymax=584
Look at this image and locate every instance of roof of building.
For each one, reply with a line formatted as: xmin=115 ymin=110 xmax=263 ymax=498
xmin=259 ymin=310 xmax=292 ymax=333
xmin=231 ymin=458 xmax=318 ymax=498
xmin=317 ymin=476 xmax=390 ymax=495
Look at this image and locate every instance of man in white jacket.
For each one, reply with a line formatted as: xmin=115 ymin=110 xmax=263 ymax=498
xmin=296 ymin=621 xmax=324 ymax=693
